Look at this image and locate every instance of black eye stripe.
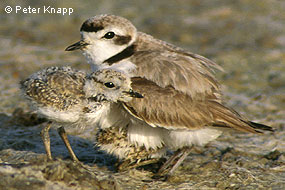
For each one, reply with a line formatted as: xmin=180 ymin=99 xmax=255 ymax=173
xmin=114 ymin=35 xmax=131 ymax=45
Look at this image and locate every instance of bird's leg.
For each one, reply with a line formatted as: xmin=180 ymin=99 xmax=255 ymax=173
xmin=156 ymin=147 xmax=191 ymax=176
xmin=168 ymin=148 xmax=191 ymax=175
xmin=156 ymin=149 xmax=184 ymax=175
xmin=40 ymin=121 xmax=53 ymax=161
xmin=57 ymin=126 xmax=79 ymax=162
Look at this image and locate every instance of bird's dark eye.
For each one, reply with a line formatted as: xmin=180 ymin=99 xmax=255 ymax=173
xmin=103 ymin=32 xmax=115 ymax=39
xmin=104 ymin=82 xmax=115 ymax=88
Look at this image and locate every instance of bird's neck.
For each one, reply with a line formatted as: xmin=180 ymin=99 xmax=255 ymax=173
xmin=103 ymin=44 xmax=136 ymax=65
xmin=84 ymin=43 xmax=137 ymax=73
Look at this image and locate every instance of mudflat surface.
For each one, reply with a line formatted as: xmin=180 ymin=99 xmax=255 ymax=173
xmin=0 ymin=0 xmax=284 ymax=189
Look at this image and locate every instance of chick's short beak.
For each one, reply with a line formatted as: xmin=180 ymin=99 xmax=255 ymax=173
xmin=65 ymin=40 xmax=89 ymax=51
xmin=125 ymin=89 xmax=144 ymax=98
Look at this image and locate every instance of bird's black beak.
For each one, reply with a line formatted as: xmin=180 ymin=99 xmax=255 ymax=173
xmin=125 ymin=89 xmax=144 ymax=98
xmin=65 ymin=40 xmax=89 ymax=51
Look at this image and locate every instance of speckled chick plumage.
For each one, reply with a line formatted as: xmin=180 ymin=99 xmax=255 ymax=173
xmin=22 ymin=66 xmax=86 ymax=111
xmin=20 ymin=66 xmax=137 ymax=131
xmin=96 ymin=126 xmax=163 ymax=170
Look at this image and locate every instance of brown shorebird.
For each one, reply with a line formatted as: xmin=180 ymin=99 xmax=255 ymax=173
xmin=66 ymin=14 xmax=273 ymax=175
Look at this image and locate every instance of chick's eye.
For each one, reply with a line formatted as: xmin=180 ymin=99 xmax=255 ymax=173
xmin=104 ymin=82 xmax=115 ymax=88
xmin=103 ymin=32 xmax=115 ymax=39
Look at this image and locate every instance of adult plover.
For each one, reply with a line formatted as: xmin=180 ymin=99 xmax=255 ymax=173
xmin=66 ymin=15 xmax=273 ymax=175
xmin=21 ymin=66 xmax=143 ymax=161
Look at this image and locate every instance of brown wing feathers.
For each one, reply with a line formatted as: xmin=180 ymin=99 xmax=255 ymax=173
xmin=125 ymin=77 xmax=272 ymax=133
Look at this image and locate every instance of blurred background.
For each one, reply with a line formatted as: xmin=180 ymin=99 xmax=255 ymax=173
xmin=0 ymin=0 xmax=284 ymax=117
xmin=0 ymin=0 xmax=284 ymax=189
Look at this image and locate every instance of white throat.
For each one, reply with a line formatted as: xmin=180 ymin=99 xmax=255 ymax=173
xmin=81 ymin=30 xmax=137 ymax=66
xmin=82 ymin=44 xmax=137 ymax=74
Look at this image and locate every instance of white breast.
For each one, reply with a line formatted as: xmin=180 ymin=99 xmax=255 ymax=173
xmin=127 ymin=116 xmax=223 ymax=151
xmin=165 ymin=128 xmax=223 ymax=149
xmin=128 ymin=121 xmax=167 ymax=150
xmin=37 ymin=106 xmax=81 ymax=123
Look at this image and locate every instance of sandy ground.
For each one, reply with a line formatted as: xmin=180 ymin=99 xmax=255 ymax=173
xmin=0 ymin=0 xmax=284 ymax=189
